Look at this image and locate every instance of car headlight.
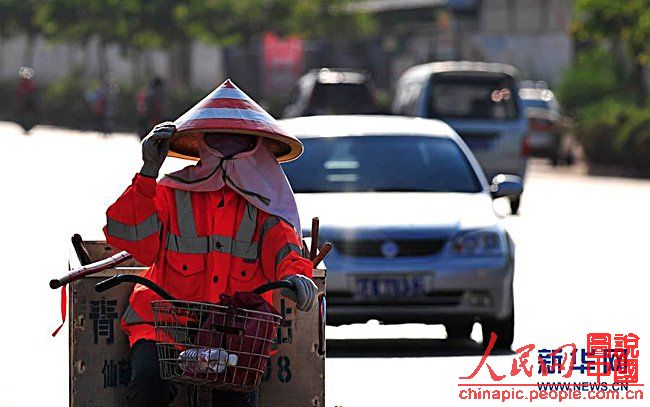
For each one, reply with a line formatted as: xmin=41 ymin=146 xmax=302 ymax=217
xmin=451 ymin=230 xmax=505 ymax=256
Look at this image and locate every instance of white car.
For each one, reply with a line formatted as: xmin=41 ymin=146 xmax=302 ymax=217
xmin=280 ymin=115 xmax=522 ymax=349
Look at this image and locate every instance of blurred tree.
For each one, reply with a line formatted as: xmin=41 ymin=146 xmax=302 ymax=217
xmin=36 ymin=0 xmax=140 ymax=75
xmin=130 ymin=1 xmax=195 ymax=86
xmin=0 ymin=0 xmax=43 ymax=66
xmin=179 ymin=0 xmax=375 ymax=88
xmin=32 ymin=0 xmax=373 ymax=86
xmin=574 ymin=0 xmax=650 ymax=106
xmin=180 ymin=0 xmax=375 ymax=46
xmin=175 ymin=0 xmax=375 ymax=84
xmin=556 ymin=48 xmax=621 ymax=114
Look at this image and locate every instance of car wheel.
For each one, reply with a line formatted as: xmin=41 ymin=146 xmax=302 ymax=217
xmin=509 ymin=196 xmax=521 ymax=215
xmin=445 ymin=322 xmax=474 ymax=339
xmin=550 ymin=156 xmax=560 ymax=166
xmin=482 ymin=303 xmax=514 ymax=351
xmin=564 ymin=150 xmax=575 ymax=166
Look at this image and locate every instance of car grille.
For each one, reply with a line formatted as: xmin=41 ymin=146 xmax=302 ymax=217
xmin=333 ymin=239 xmax=446 ymax=257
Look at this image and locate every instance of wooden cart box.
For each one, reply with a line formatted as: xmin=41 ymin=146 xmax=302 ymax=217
xmin=69 ymin=241 xmax=325 ymax=406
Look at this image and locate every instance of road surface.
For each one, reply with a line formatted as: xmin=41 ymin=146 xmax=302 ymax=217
xmin=0 ymin=122 xmax=647 ymax=406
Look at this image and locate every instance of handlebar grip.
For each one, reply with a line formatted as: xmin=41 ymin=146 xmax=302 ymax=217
xmin=49 ymin=278 xmax=64 ymax=289
xmin=71 ymin=234 xmax=92 ymax=266
xmin=252 ymin=280 xmax=296 ymax=295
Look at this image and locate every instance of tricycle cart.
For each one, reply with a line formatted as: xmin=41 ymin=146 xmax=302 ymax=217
xmin=64 ymin=239 xmax=326 ymax=406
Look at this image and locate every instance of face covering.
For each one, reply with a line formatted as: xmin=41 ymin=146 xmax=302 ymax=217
xmin=204 ymin=133 xmax=257 ymax=157
xmin=158 ymin=133 xmax=302 ymax=233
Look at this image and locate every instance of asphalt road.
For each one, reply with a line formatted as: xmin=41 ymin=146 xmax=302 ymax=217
xmin=0 ymin=122 xmax=648 ymax=406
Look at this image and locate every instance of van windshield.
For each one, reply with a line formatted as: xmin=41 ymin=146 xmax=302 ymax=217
xmin=429 ymin=74 xmax=519 ymax=120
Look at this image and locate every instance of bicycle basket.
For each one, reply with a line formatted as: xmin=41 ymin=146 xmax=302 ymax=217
xmin=152 ymin=292 xmax=282 ymax=392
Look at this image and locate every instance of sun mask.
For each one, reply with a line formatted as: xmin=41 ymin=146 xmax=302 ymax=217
xmin=204 ymin=133 xmax=258 ymax=157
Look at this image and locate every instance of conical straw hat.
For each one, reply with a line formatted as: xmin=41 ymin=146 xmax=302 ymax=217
xmin=169 ymin=79 xmax=303 ymax=162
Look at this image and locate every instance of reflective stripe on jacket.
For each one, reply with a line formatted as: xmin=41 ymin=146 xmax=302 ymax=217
xmin=103 ymin=174 xmax=312 ymax=347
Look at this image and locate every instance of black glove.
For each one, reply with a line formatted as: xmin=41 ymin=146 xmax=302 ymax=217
xmin=282 ymin=274 xmax=318 ymax=312
xmin=140 ymin=122 xmax=175 ymax=178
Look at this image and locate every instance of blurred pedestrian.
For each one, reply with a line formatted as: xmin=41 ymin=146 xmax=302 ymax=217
xmin=136 ymin=76 xmax=166 ymax=140
xmin=87 ymin=74 xmax=118 ymax=135
xmin=135 ymin=86 xmax=148 ymax=138
xmin=14 ymin=67 xmax=39 ymax=134
xmin=146 ymin=77 xmax=166 ymax=129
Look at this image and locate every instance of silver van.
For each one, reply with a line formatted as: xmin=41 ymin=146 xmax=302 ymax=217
xmin=392 ymin=61 xmax=528 ymax=214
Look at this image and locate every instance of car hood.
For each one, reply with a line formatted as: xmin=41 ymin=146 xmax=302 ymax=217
xmin=295 ymin=192 xmax=500 ymax=236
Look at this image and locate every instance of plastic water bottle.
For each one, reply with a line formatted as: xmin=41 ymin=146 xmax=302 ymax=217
xmin=178 ymin=347 xmax=238 ymax=374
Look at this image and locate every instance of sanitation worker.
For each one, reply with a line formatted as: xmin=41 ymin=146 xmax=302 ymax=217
xmin=104 ymin=79 xmax=317 ymax=407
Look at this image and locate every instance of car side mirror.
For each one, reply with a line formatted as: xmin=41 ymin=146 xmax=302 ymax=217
xmin=490 ymin=174 xmax=523 ymax=199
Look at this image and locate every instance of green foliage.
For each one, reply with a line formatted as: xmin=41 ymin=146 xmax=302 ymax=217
xmin=32 ymin=0 xmax=374 ymax=50
xmin=25 ymin=1 xmax=375 ymax=84
xmin=180 ymin=0 xmax=375 ymax=46
xmin=575 ymin=0 xmax=650 ymax=62
xmin=37 ymin=0 xmax=151 ymax=48
xmin=575 ymin=99 xmax=631 ymax=165
xmin=574 ymin=0 xmax=650 ymax=105
xmin=556 ymin=48 xmax=622 ymax=115
xmin=129 ymin=0 xmax=192 ymax=48
xmin=564 ymin=1 xmax=650 ymax=172
xmin=616 ymin=108 xmax=650 ymax=171
xmin=575 ymin=99 xmax=650 ymax=173
xmin=40 ymin=70 xmax=94 ymax=128
xmin=0 ymin=80 xmax=16 ymax=120
xmin=0 ymin=0 xmax=41 ymax=38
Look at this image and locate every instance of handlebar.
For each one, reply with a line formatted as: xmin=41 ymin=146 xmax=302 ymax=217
xmin=94 ymin=275 xmax=296 ymax=300
xmin=252 ymin=280 xmax=295 ymax=295
xmin=50 ymin=250 xmax=132 ymax=289
xmin=95 ymin=274 xmax=176 ymax=300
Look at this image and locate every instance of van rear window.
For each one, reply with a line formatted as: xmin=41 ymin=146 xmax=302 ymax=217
xmin=429 ymin=75 xmax=519 ymax=120
xmin=306 ymin=83 xmax=377 ymax=115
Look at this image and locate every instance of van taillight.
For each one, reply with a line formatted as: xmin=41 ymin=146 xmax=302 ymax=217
xmin=522 ymin=136 xmax=531 ymax=157
xmin=529 ymin=118 xmax=553 ymax=132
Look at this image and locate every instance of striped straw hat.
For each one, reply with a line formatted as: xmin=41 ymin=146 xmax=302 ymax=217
xmin=169 ymin=79 xmax=303 ymax=162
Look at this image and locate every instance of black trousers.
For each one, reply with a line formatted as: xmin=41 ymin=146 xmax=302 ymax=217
xmin=124 ymin=340 xmax=258 ymax=407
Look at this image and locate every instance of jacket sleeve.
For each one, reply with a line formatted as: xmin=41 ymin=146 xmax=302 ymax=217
xmin=260 ymin=219 xmax=313 ymax=282
xmin=103 ymin=174 xmax=166 ymax=266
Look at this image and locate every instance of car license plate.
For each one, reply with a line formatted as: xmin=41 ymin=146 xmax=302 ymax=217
xmin=355 ymin=276 xmax=424 ymax=298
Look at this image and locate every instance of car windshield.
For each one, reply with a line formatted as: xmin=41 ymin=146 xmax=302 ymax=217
xmin=306 ymin=83 xmax=376 ymax=115
xmin=282 ymin=136 xmax=482 ymax=193
xmin=429 ymin=74 xmax=519 ymax=120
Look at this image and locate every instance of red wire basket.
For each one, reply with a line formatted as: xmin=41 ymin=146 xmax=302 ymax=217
xmin=153 ymin=292 xmax=282 ymax=392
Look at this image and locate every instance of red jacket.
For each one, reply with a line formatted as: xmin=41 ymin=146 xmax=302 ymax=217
xmin=104 ymin=174 xmax=312 ymax=346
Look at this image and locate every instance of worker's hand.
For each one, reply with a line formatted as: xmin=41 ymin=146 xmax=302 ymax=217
xmin=140 ymin=122 xmax=175 ymax=178
xmin=282 ymin=274 xmax=317 ymax=312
